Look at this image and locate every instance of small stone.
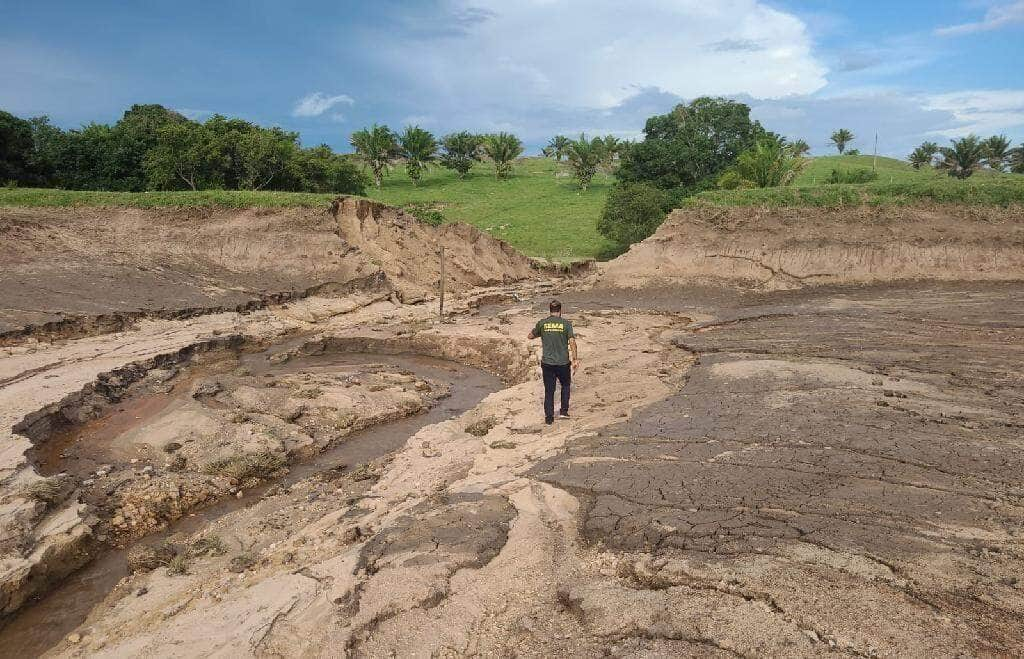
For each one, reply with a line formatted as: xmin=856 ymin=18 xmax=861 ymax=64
xmin=67 ymin=633 xmax=81 ymax=644
xmin=236 ymin=491 xmax=244 ymax=498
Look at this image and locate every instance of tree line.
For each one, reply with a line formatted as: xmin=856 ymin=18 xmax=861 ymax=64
xmin=908 ymin=135 xmax=1024 ymax=178
xmin=349 ymin=125 xmax=524 ymax=187
xmin=588 ymin=97 xmax=813 ymax=254
xmin=0 ymin=105 xmax=368 ymax=193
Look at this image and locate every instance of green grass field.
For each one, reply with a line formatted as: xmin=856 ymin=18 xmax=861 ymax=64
xmin=0 ymin=158 xmax=615 ymax=261
xmin=695 ymin=155 xmax=1024 ymax=208
xmin=795 ymin=154 xmax=941 ymax=185
xmin=365 ymin=157 xmax=614 ymax=260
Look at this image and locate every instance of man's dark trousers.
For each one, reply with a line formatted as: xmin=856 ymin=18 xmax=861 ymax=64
xmin=542 ymin=363 xmax=571 ymax=421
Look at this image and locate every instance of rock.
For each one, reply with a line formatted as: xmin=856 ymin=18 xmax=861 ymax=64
xmin=466 ymin=416 xmax=499 ymax=437
xmin=67 ymin=633 xmax=81 ymax=644
xmin=191 ymin=380 xmax=222 ymax=398
xmin=163 ymin=442 xmax=182 ymax=453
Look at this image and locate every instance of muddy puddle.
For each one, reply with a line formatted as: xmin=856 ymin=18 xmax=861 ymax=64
xmin=1 ymin=346 xmax=501 ymax=657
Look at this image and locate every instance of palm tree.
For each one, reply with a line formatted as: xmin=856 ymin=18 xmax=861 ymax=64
xmin=787 ymin=139 xmax=810 ymax=158
xmin=543 ymin=135 xmax=571 ymax=161
xmin=731 ymin=138 xmax=805 ymax=188
xmin=830 ymin=129 xmax=854 ymax=154
xmin=566 ymin=134 xmax=606 ymax=191
xmin=982 ymin=134 xmax=1012 ymax=172
xmin=938 ymin=135 xmax=986 ymax=180
xmin=398 ymin=126 xmax=437 ymax=185
xmin=350 ymin=124 xmax=397 ymax=188
xmin=908 ymin=141 xmax=939 ymax=169
xmin=482 ymin=132 xmax=524 ymax=179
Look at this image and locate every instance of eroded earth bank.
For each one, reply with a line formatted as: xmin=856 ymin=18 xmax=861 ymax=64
xmin=1 ymin=200 xmax=1022 ymax=657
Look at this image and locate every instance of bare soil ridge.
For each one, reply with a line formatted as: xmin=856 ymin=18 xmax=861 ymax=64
xmin=0 ymin=197 xmax=539 ymax=340
xmin=600 ymin=204 xmax=1024 ymax=290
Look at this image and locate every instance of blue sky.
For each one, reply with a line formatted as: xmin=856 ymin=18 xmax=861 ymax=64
xmin=2 ymin=0 xmax=1022 ymax=157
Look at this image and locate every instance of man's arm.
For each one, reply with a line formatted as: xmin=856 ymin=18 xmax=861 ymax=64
xmin=569 ymin=337 xmax=579 ymax=372
xmin=528 ymin=328 xmax=538 ymax=339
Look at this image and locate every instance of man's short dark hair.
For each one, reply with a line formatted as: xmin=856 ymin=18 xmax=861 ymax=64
xmin=549 ymin=299 xmax=562 ymax=313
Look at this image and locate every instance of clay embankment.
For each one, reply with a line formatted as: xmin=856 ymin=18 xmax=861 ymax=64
xmin=0 ymin=197 xmax=538 ymax=341
xmin=0 ymin=198 xmax=549 ymax=628
xmin=600 ymin=204 xmax=1024 ymax=290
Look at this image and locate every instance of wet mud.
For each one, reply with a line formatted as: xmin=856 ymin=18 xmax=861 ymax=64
xmin=0 ymin=346 xmax=501 ymax=656
xmin=534 ymin=282 xmax=1024 ymax=654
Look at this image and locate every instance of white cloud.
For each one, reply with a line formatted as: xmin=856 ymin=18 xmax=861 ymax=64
xmin=291 ymin=92 xmax=355 ymax=117
xmin=935 ymin=1 xmax=1024 ymax=35
xmin=923 ymin=89 xmax=1024 ymax=136
xmin=376 ymin=0 xmax=828 ymax=110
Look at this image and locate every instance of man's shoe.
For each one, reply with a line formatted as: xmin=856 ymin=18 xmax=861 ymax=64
xmin=545 ymin=417 xmax=554 ymax=425
xmin=559 ymin=412 xmax=570 ymax=419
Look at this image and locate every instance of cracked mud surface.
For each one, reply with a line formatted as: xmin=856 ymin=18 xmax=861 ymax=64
xmin=4 ymin=199 xmax=1024 ymax=657
xmin=2 ymin=281 xmax=1021 ymax=658
xmin=535 ymin=283 xmax=1024 ymax=655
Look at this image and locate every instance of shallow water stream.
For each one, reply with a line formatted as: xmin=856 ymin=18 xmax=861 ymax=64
xmin=0 ymin=349 xmax=501 ymax=657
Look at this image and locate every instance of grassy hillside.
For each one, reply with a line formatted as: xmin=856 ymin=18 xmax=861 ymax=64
xmin=0 ymin=158 xmax=614 ymax=261
xmin=795 ymin=155 xmax=941 ymax=185
xmin=691 ymin=176 xmax=1024 ymax=208
xmin=366 ymin=157 xmax=614 ymax=261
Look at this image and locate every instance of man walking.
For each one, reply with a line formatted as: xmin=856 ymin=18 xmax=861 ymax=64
xmin=528 ymin=299 xmax=579 ymax=424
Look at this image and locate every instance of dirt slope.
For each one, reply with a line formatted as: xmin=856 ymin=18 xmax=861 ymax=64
xmin=599 ymin=204 xmax=1024 ymax=290
xmin=0 ymin=197 xmax=537 ymax=338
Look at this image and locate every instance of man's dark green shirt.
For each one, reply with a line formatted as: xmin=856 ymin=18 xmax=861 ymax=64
xmin=534 ymin=315 xmax=574 ymax=365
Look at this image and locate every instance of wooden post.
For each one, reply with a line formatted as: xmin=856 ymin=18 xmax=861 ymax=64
xmin=439 ymin=245 xmax=445 ymax=323
xmin=873 ymin=132 xmax=879 ymax=172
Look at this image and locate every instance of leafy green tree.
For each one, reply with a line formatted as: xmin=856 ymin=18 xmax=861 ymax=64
xmin=398 ymin=126 xmax=438 ymax=185
xmin=288 ymin=145 xmax=368 ymax=193
xmin=482 ymin=132 xmax=523 ymax=179
xmin=598 ymin=182 xmax=670 ymax=248
xmin=114 ymin=104 xmax=189 ymax=190
xmin=1010 ymin=145 xmax=1024 ymax=174
xmin=788 ymin=139 xmax=810 ymax=157
xmin=237 ymin=127 xmax=299 ymax=190
xmin=830 ymin=128 xmax=854 ymax=154
xmin=0 ymin=110 xmax=39 ymax=184
xmin=616 ymin=97 xmax=771 ymax=194
xmin=982 ymin=134 xmax=1012 ymax=171
xmin=565 ymin=134 xmax=606 ymax=191
xmin=350 ymin=124 xmax=398 ymax=188
xmin=726 ymin=137 xmax=805 ymax=188
xmin=938 ymin=134 xmax=986 ymax=180
xmin=439 ymin=131 xmax=483 ymax=179
xmin=909 ymin=141 xmax=940 ymax=169
xmin=542 ymin=135 xmax=571 ymax=161
xmin=143 ymin=122 xmax=225 ymax=190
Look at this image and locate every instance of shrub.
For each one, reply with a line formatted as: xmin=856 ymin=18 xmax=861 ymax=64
xmin=597 ymin=182 xmax=670 ymax=249
xmin=826 ymin=168 xmax=878 ymax=184
xmin=203 ymin=450 xmax=286 ymax=482
xmin=166 ymin=553 xmax=190 ymax=576
xmin=20 ymin=475 xmax=71 ymax=506
xmin=190 ymin=535 xmax=228 ymax=557
xmin=402 ymin=202 xmax=445 ymax=226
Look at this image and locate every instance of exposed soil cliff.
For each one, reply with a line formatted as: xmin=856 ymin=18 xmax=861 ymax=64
xmin=0 ymin=197 xmax=538 ymax=340
xmin=599 ymin=204 xmax=1024 ymax=290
